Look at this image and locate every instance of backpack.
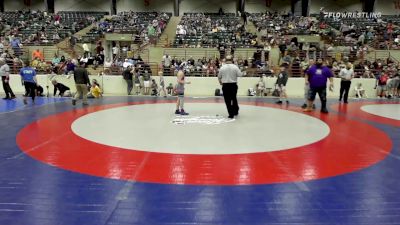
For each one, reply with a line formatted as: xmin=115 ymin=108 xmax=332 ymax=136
xmin=248 ymin=88 xmax=256 ymax=96
xmin=215 ymin=88 xmax=221 ymax=96
xmin=272 ymin=88 xmax=280 ymax=97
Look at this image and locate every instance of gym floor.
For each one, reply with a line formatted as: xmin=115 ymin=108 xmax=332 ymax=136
xmin=0 ymin=96 xmax=399 ymax=225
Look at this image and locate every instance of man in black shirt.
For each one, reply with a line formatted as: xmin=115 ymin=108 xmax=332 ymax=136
xmin=123 ymin=66 xmax=134 ymax=95
xmin=218 ymin=43 xmax=226 ymax=60
xmin=72 ymin=62 xmax=90 ymax=106
xmin=275 ymin=64 xmax=289 ymax=104
xmin=278 ymin=42 xmax=287 ymax=63
xmin=52 ymin=80 xmax=71 ymax=97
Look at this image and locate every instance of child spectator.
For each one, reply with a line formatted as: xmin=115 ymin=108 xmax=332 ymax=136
xmin=151 ymin=79 xmax=158 ymax=96
xmin=376 ymin=72 xmax=389 ymax=98
xmin=355 ymin=83 xmax=367 ymax=98
xmin=158 ymin=71 xmax=167 ymax=97
xmin=134 ymin=72 xmax=141 ymax=95
xmin=88 ymin=83 xmax=102 ymax=98
xmin=256 ymin=75 xmax=265 ymax=96
xmin=167 ymin=83 xmax=174 ymax=96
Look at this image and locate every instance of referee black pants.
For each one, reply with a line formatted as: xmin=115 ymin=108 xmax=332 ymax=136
xmin=339 ymin=80 xmax=351 ymax=103
xmin=24 ymin=81 xmax=36 ymax=101
xmin=2 ymin=76 xmax=15 ymax=98
xmin=222 ymin=83 xmax=239 ymax=118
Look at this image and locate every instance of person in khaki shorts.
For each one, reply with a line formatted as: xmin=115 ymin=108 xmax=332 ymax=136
xmin=72 ymin=62 xmax=90 ymax=106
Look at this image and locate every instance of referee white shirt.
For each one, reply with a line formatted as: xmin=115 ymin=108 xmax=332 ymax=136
xmin=339 ymin=68 xmax=354 ymax=81
xmin=218 ymin=62 xmax=242 ymax=84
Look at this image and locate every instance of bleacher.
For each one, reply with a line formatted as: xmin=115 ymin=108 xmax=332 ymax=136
xmin=249 ymin=13 xmax=321 ymax=36
xmin=0 ymin=11 xmax=108 ymax=46
xmin=173 ymin=13 xmax=256 ymax=48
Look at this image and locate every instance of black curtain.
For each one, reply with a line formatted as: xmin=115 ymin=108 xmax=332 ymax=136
xmin=0 ymin=0 xmax=4 ymax=12
xmin=237 ymin=0 xmax=245 ymax=13
xmin=363 ymin=0 xmax=375 ymax=13
xmin=46 ymin=0 xmax=55 ymax=13
xmin=23 ymin=0 xmax=31 ymax=6
xmin=174 ymin=0 xmax=179 ymax=16
xmin=111 ymin=0 xmax=117 ymax=15
xmin=301 ymin=0 xmax=309 ymax=16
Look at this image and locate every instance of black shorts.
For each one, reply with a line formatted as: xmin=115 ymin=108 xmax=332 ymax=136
xmin=308 ymin=86 xmax=327 ymax=101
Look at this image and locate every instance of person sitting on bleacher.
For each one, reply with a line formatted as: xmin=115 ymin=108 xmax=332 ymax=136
xmin=64 ymin=59 xmax=75 ymax=75
xmin=51 ymin=54 xmax=61 ymax=66
xmin=32 ymin=49 xmax=44 ymax=61
xmin=31 ymin=57 xmax=40 ymax=69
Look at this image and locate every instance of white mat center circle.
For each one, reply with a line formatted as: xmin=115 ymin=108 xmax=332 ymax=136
xmin=71 ymin=103 xmax=330 ymax=155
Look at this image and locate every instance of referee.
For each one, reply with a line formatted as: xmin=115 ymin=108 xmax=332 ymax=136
xmin=218 ymin=55 xmax=242 ymax=119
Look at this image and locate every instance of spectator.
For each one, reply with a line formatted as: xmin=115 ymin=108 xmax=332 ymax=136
xmin=158 ymin=71 xmax=167 ymax=97
xmin=51 ymin=54 xmax=61 ymax=66
xmin=256 ymin=75 xmax=266 ymax=96
xmin=355 ymin=83 xmax=366 ymax=98
xmin=87 ymin=82 xmax=102 ymax=98
xmin=112 ymin=45 xmax=119 ymax=60
xmin=32 ymin=49 xmax=44 ymax=61
xmin=82 ymin=43 xmax=90 ymax=55
xmin=104 ymin=58 xmax=112 ymax=74
xmin=122 ymin=59 xmax=132 ymax=69
xmin=143 ymin=70 xmax=151 ymax=95
xmin=65 ymin=59 xmax=76 ymax=74
xmin=123 ymin=66 xmax=133 ymax=95
xmin=166 ymin=83 xmax=174 ymax=95
xmin=133 ymin=71 xmax=141 ymax=95
xmin=69 ymin=35 xmax=76 ymax=48
xmin=10 ymin=37 xmax=22 ymax=56
xmin=151 ymin=79 xmax=158 ymax=96
xmin=376 ymin=72 xmax=389 ymax=98
xmin=162 ymin=54 xmax=172 ymax=68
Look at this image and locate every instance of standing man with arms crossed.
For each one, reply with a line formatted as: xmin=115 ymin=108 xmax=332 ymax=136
xmin=0 ymin=58 xmax=16 ymax=100
xmin=72 ymin=62 xmax=90 ymax=106
xmin=304 ymin=58 xmax=334 ymax=113
xmin=123 ymin=65 xmax=133 ymax=95
xmin=218 ymin=55 xmax=242 ymax=119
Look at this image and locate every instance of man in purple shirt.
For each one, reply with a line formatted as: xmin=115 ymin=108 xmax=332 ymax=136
xmin=304 ymin=58 xmax=334 ymax=113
